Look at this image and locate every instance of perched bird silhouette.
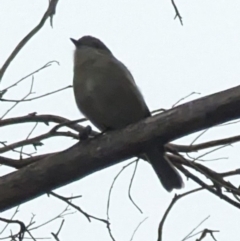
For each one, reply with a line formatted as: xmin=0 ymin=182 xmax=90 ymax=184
xmin=71 ymin=35 xmax=183 ymax=191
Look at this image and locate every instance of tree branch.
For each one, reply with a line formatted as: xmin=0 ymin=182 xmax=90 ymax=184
xmin=0 ymin=85 xmax=240 ymax=212
xmin=0 ymin=0 xmax=59 ymax=82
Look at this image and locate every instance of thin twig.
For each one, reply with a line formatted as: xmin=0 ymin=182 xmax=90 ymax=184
xmin=128 ymin=159 xmax=143 ymax=214
xmin=0 ymin=217 xmax=26 ymax=241
xmin=173 ymin=134 xmax=240 ymax=153
xmin=172 ymin=92 xmax=200 ymax=107
xmin=0 ymin=130 xmax=78 ymax=155
xmin=195 ymin=229 xmax=219 ymax=241
xmin=28 ymin=205 xmax=73 ymax=231
xmin=0 ymin=0 xmax=59 ymax=82
xmin=192 ymin=144 xmax=231 ymax=162
xmin=51 ymin=220 xmax=65 ymax=241
xmin=0 ymin=114 xmax=90 ymax=134
xmin=106 ymin=160 xmax=137 ymax=241
xmin=171 ymin=0 xmax=183 ymax=25
xmin=1 ymin=61 xmax=59 ymax=92
xmin=129 ymin=217 xmax=148 ymax=241
xmin=0 ymin=141 xmax=35 ymax=157
xmin=107 ymin=160 xmax=137 ymax=220
xmin=0 ymin=117 xmax=86 ymax=155
xmin=0 ymin=206 xmax=20 ymax=235
xmin=20 ymin=122 xmax=39 ymax=159
xmin=49 ymin=192 xmax=109 ymax=224
xmin=158 ymin=188 xmax=204 ymax=241
xmin=1 ymin=77 xmax=35 ymax=119
xmin=177 ymin=164 xmax=240 ymax=209
xmin=181 ymin=215 xmax=210 ymax=241
xmin=1 ymin=85 xmax=72 ymax=103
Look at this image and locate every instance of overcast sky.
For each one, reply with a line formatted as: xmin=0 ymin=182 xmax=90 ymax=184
xmin=1 ymin=0 xmax=240 ymax=240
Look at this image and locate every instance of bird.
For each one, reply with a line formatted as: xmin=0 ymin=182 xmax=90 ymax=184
xmin=71 ymin=35 xmax=183 ymax=191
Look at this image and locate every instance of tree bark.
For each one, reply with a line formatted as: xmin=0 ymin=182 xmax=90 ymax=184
xmin=0 ymin=85 xmax=240 ymax=212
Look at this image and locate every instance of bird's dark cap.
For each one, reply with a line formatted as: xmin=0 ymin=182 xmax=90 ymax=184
xmin=70 ymin=35 xmax=112 ymax=54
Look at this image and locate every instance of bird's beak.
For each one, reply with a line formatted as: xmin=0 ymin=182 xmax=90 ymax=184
xmin=70 ymin=38 xmax=78 ymax=47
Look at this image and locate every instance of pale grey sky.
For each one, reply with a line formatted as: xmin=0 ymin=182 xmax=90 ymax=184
xmin=0 ymin=0 xmax=240 ymax=240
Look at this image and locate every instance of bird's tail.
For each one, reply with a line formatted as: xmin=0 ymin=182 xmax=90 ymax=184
xmin=146 ymin=146 xmax=183 ymax=192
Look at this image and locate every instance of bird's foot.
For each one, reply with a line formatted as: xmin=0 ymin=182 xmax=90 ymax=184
xmin=79 ymin=125 xmax=92 ymax=141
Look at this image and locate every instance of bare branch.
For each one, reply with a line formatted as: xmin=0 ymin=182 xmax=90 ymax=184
xmin=172 ymin=92 xmax=200 ymax=107
xmin=0 ymin=85 xmax=72 ymax=103
xmin=0 ymin=206 xmax=20 ymax=235
xmin=0 ymin=130 xmax=78 ymax=155
xmin=1 ymin=61 xmax=59 ymax=92
xmin=129 ymin=217 xmax=148 ymax=241
xmin=128 ymin=159 xmax=143 ymax=214
xmin=0 ymin=153 xmax=55 ymax=169
xmin=0 ymin=0 xmax=60 ymax=82
xmin=0 ymin=141 xmax=35 ymax=157
xmin=28 ymin=205 xmax=73 ymax=231
xmin=194 ymin=229 xmax=219 ymax=241
xmin=49 ymin=192 xmax=109 ymax=224
xmin=158 ymin=188 xmax=203 ymax=241
xmin=1 ymin=77 xmax=34 ymax=119
xmin=0 ymin=114 xmax=90 ymax=134
xmin=20 ymin=122 xmax=39 ymax=159
xmin=51 ymin=220 xmax=64 ymax=241
xmin=106 ymin=160 xmax=137 ymax=241
xmin=171 ymin=134 xmax=240 ymax=153
xmin=0 ymin=217 xmax=26 ymax=241
xmin=220 ymin=168 xmax=240 ymax=177
xmin=176 ymin=163 xmax=240 ymax=209
xmin=181 ymin=216 xmax=210 ymax=241
xmin=171 ymin=0 xmax=183 ymax=25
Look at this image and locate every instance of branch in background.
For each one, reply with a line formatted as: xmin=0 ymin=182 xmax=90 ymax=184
xmin=20 ymin=122 xmax=39 ymax=159
xmin=0 ymin=152 xmax=57 ymax=169
xmin=220 ymin=168 xmax=240 ymax=177
xmin=171 ymin=0 xmax=183 ymax=25
xmin=0 ymin=0 xmax=59 ymax=82
xmin=0 ymin=130 xmax=78 ymax=154
xmin=0 ymin=114 xmax=89 ymax=133
xmin=169 ymin=134 xmax=240 ymax=153
xmin=0 ymin=217 xmax=26 ymax=241
xmin=190 ymin=229 xmax=219 ymax=241
xmin=106 ymin=160 xmax=137 ymax=241
xmin=1 ymin=77 xmax=35 ymax=119
xmin=49 ymin=192 xmax=109 ymax=225
xmin=0 ymin=206 xmax=20 ymax=235
xmin=158 ymin=188 xmax=204 ymax=241
xmin=170 ymin=154 xmax=240 ymax=195
xmin=172 ymin=91 xmax=200 ymax=107
xmin=51 ymin=220 xmax=65 ymax=241
xmin=127 ymin=159 xmax=143 ymax=214
xmin=0 ymin=85 xmax=72 ymax=103
xmin=176 ymin=164 xmax=240 ymax=209
xmin=181 ymin=216 xmax=211 ymax=241
xmin=1 ymin=61 xmax=59 ymax=93
xmin=0 ymin=118 xmax=91 ymax=155
xmin=129 ymin=217 xmax=148 ymax=241
xmin=28 ymin=205 xmax=74 ymax=232
xmin=0 ymin=140 xmax=35 ymax=158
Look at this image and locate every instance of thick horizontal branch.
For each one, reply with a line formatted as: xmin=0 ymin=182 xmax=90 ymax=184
xmin=0 ymin=85 xmax=240 ymax=212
